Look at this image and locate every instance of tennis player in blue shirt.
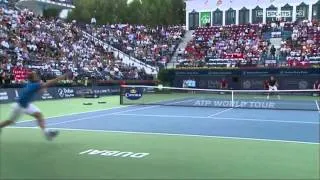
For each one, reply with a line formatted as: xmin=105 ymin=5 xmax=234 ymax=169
xmin=0 ymin=71 xmax=69 ymax=141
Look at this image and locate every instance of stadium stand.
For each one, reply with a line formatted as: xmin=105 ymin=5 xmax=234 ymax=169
xmin=0 ymin=2 xmax=151 ymax=85
xmin=1 ymin=0 xmax=320 ymax=86
xmin=89 ymin=24 xmax=185 ymax=68
xmin=177 ymin=21 xmax=320 ymax=68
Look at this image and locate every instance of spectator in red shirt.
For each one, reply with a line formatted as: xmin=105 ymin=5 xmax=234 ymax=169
xmin=220 ymin=78 xmax=228 ymax=90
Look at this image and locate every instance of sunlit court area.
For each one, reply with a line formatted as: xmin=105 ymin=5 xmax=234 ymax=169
xmin=0 ymin=0 xmax=319 ymax=179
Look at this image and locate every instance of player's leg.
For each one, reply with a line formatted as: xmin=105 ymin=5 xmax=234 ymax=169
xmin=0 ymin=103 xmax=23 ymax=129
xmin=267 ymin=86 xmax=272 ymax=99
xmin=273 ymin=86 xmax=280 ymax=99
xmin=26 ymin=104 xmax=59 ymax=141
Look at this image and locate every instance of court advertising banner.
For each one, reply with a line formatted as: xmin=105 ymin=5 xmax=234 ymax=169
xmin=0 ymin=86 xmax=120 ymax=104
xmin=175 ymin=68 xmax=320 ymax=76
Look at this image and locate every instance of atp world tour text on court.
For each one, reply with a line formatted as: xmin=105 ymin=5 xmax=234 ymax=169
xmin=194 ymin=100 xmax=276 ymax=109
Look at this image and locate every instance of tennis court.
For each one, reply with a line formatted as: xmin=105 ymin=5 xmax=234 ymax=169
xmin=0 ymin=90 xmax=319 ymax=179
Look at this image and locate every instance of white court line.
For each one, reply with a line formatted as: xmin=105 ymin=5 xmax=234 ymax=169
xmin=45 ymin=99 xmax=196 ymax=126
xmin=208 ymin=108 xmax=234 ymax=117
xmin=16 ymin=105 xmax=132 ymax=124
xmin=8 ymin=126 xmax=319 ymax=145
xmin=45 ymin=105 xmax=160 ymax=126
xmin=115 ymin=113 xmax=320 ymax=125
xmin=316 ymin=100 xmax=320 ymax=113
xmin=111 ymin=99 xmax=196 ymax=115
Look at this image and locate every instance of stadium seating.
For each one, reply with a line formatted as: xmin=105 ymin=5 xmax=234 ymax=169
xmin=90 ymin=24 xmax=185 ymax=68
xmin=0 ymin=4 xmax=151 ymax=85
xmin=178 ymin=22 xmax=320 ymax=68
xmin=1 ymin=0 xmax=320 ymax=85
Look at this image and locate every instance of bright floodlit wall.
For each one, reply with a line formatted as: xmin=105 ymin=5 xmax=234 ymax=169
xmin=186 ymin=0 xmax=320 ymax=30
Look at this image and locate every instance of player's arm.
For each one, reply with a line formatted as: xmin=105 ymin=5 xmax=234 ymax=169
xmin=40 ymin=73 xmax=68 ymax=89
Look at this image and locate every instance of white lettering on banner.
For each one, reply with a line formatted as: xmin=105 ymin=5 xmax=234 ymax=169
xmin=58 ymin=88 xmax=75 ymax=98
xmin=93 ymin=88 xmax=119 ymax=94
xmin=265 ymin=60 xmax=277 ymax=64
xmin=296 ymin=10 xmax=305 ymax=17
xmin=193 ymin=100 xmax=276 ymax=109
xmin=267 ymin=10 xmax=277 ymax=17
xmin=41 ymin=90 xmax=53 ymax=99
xmin=256 ymin=10 xmax=263 ymax=17
xmin=0 ymin=92 xmax=8 ymax=101
xmin=267 ymin=10 xmax=291 ymax=17
xmin=79 ymin=149 xmax=150 ymax=159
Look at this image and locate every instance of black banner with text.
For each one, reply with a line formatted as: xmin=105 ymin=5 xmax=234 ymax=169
xmin=0 ymin=86 xmax=120 ymax=104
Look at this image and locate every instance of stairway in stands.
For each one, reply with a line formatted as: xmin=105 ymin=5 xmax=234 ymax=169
xmin=167 ymin=30 xmax=194 ymax=68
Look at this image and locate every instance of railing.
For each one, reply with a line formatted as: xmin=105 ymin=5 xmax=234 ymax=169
xmin=82 ymin=31 xmax=159 ymax=75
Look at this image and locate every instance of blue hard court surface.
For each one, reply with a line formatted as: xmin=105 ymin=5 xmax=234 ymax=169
xmin=15 ymin=105 xmax=320 ymax=144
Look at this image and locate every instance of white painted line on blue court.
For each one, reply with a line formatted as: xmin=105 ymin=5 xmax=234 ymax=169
xmin=110 ymin=99 xmax=196 ymax=115
xmin=208 ymin=108 xmax=234 ymax=117
xmin=115 ymin=113 xmax=320 ymax=125
xmin=43 ymin=105 xmax=161 ymax=126
xmin=41 ymin=111 xmax=319 ymax=127
xmin=8 ymin=126 xmax=319 ymax=145
xmin=16 ymin=105 xmax=133 ymax=124
xmin=316 ymin=100 xmax=320 ymax=113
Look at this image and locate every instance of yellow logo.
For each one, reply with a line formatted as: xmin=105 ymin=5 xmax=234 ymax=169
xmin=130 ymin=89 xmax=137 ymax=94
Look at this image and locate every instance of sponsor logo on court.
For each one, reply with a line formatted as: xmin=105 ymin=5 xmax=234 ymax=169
xmin=125 ymin=88 xmax=143 ymax=100
xmin=0 ymin=92 xmax=8 ymax=101
xmin=194 ymin=100 xmax=276 ymax=109
xmin=58 ymin=88 xmax=75 ymax=98
xmin=79 ymin=149 xmax=149 ymax=159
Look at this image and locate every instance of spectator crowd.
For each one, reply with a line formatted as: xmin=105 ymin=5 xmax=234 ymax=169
xmin=0 ymin=1 xmax=154 ymax=86
xmin=1 ymin=0 xmax=319 ymax=86
xmin=177 ymin=21 xmax=320 ymax=68
xmin=88 ymin=24 xmax=185 ymax=68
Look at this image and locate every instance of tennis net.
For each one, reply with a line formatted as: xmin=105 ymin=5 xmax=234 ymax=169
xmin=120 ymin=85 xmax=320 ymax=111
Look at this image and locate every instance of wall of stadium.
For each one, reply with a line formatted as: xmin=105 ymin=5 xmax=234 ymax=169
xmin=0 ymin=86 xmax=120 ymax=104
xmin=173 ymin=68 xmax=320 ymax=89
xmin=186 ymin=0 xmax=320 ymax=30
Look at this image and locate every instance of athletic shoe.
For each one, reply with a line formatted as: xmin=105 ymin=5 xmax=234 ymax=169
xmin=45 ymin=130 xmax=59 ymax=141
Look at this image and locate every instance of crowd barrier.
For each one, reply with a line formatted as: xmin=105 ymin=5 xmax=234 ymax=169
xmin=173 ymin=68 xmax=320 ymax=90
xmin=0 ymin=86 xmax=120 ymax=104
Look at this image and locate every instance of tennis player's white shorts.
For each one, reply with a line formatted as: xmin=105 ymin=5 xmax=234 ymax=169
xmin=9 ymin=103 xmax=41 ymax=122
xmin=269 ymin=86 xmax=278 ymax=91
